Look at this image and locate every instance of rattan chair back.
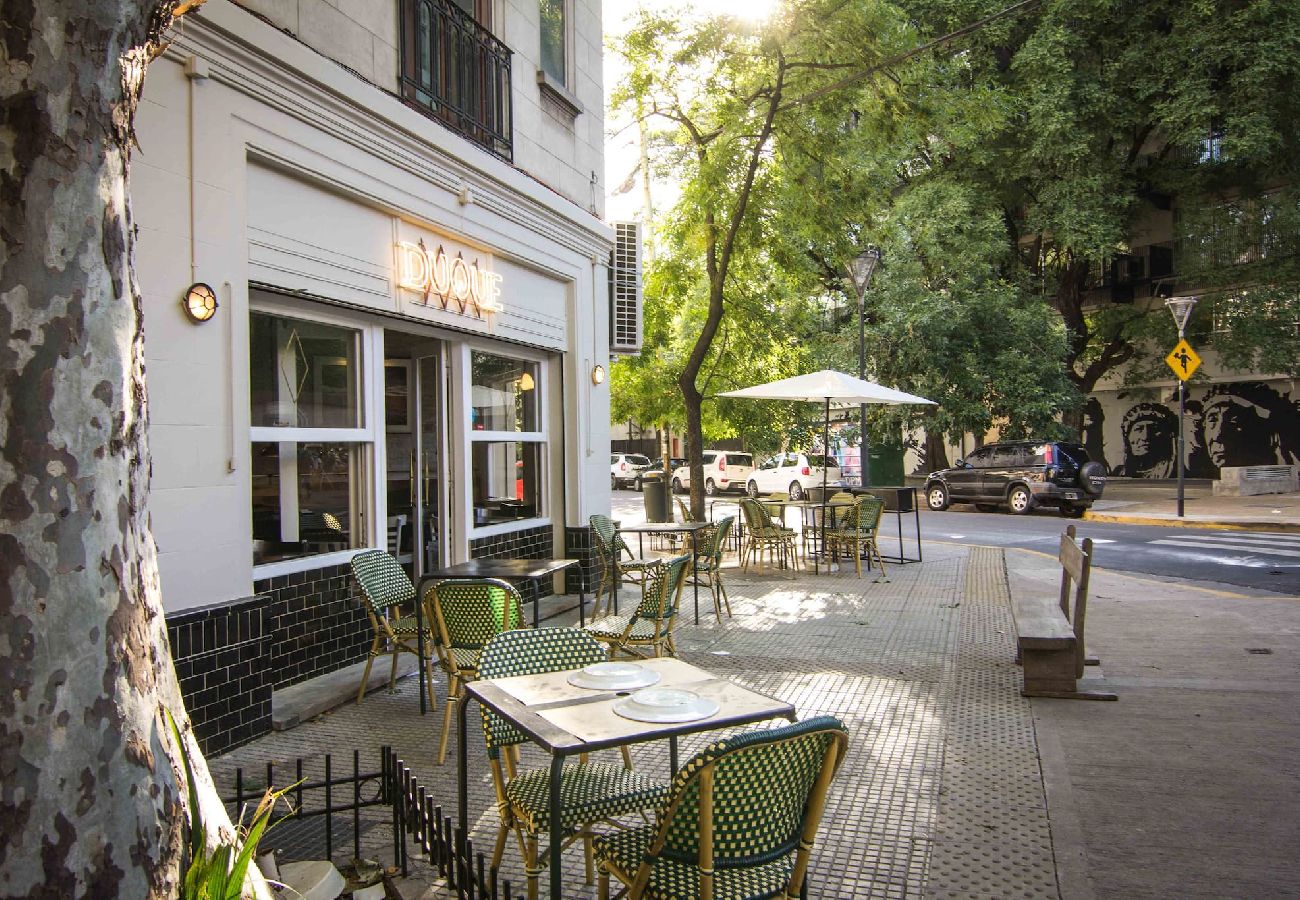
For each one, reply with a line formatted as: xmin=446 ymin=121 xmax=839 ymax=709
xmin=643 ymin=716 xmax=849 ymax=895
xmin=350 ymin=548 xmax=415 ymax=613
xmin=477 ymin=628 xmax=607 ymax=756
xmin=425 ymin=578 xmax=522 ymax=667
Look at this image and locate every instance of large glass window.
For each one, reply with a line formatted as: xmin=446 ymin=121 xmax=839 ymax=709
xmin=250 ymin=311 xmax=372 ymax=567
xmin=539 ymin=0 xmax=566 ymax=85
xmin=469 ymin=349 xmax=546 ymax=529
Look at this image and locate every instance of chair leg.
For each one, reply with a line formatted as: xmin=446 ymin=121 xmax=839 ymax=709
xmin=584 ymin=834 xmax=595 ymax=884
xmin=599 ymin=868 xmax=610 ymax=900
xmin=855 ymin=538 xmax=863 ymax=577
xmin=491 ymin=823 xmax=510 ymax=870
xmin=356 ymin=636 xmax=380 ymax=704
xmin=710 ymin=578 xmax=722 ymax=624
xmin=423 ymin=645 xmax=438 ymax=714
xmin=525 ymin=834 xmax=541 ymax=900
xmin=437 ymin=676 xmax=458 ymax=766
xmin=718 ymin=577 xmax=732 ymax=617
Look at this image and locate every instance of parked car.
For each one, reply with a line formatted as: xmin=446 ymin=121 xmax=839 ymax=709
xmin=633 ymin=457 xmax=686 ymax=491
xmin=746 ymin=452 xmax=842 ymax=500
xmin=671 ymin=451 xmax=755 ymax=495
xmin=923 ymin=441 xmax=1106 ymax=517
xmin=610 ymin=453 xmax=652 ymax=489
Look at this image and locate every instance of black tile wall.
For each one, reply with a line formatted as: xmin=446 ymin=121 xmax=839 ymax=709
xmin=255 ymin=563 xmax=371 ymax=691
xmin=564 ymin=525 xmax=599 ymax=594
xmin=469 ymin=524 xmax=555 ymax=603
xmin=166 ymin=596 xmax=271 ymax=757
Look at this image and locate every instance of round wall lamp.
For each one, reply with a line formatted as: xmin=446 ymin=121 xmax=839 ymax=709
xmin=591 ymin=364 xmax=606 ymax=386
xmin=181 ymin=283 xmax=219 ymax=323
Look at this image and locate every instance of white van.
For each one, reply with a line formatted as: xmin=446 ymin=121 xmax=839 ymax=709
xmin=670 ymin=451 xmax=755 ymax=495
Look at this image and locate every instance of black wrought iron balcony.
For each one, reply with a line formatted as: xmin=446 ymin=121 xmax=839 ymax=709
xmin=399 ymin=0 xmax=513 ymax=162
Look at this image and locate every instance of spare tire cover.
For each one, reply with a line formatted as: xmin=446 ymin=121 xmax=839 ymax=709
xmin=1079 ymin=461 xmax=1106 ymax=497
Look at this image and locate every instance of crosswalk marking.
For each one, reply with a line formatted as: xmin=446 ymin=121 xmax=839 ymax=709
xmin=1183 ymin=532 xmax=1300 ymax=546
xmin=1149 ymin=539 xmax=1300 ymax=559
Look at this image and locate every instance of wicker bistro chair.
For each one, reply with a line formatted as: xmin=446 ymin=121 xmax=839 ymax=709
xmin=594 ymin=715 xmax=850 ymax=900
xmin=689 ymin=516 xmax=735 ymax=623
xmin=591 ymin=515 xmax=658 ymax=618
xmin=738 ymin=498 xmax=800 ymax=574
xmin=585 ymin=555 xmax=690 ymax=658
xmin=825 ymin=496 xmax=888 ymax=580
xmin=350 ymin=549 xmax=436 ymax=712
xmin=478 ymin=629 xmax=670 ymax=899
xmin=424 ymin=578 xmax=524 ymax=765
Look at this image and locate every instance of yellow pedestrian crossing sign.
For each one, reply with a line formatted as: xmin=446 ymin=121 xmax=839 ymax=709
xmin=1166 ymin=339 xmax=1201 ymax=381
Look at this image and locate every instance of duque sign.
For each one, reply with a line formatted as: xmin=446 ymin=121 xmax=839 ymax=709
xmin=396 ymin=240 xmax=503 ymax=318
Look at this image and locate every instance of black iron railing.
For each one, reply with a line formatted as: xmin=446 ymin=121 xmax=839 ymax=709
xmin=400 ymin=0 xmax=513 ymax=161
xmin=220 ymin=746 xmax=518 ymax=898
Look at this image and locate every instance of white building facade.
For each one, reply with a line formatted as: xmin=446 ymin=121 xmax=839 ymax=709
xmin=134 ymin=0 xmax=613 ymax=754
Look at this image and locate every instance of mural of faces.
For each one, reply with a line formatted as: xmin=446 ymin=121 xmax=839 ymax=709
xmin=1110 ymin=381 xmax=1298 ymax=478
xmin=1201 ymin=382 xmax=1299 ymax=469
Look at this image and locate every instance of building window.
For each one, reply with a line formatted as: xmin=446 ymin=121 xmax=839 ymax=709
xmin=470 ymin=350 xmax=545 ymax=528
xmin=539 ymin=0 xmax=566 ymax=85
xmin=249 ymin=312 xmax=372 ymax=567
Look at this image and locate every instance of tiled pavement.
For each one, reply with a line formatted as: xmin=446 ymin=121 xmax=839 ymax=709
xmin=209 ymin=543 xmax=1060 ymax=898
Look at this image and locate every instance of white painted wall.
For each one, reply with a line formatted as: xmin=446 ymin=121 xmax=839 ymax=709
xmin=229 ymin=0 xmax=604 ymax=216
xmin=133 ymin=2 xmax=613 ymax=612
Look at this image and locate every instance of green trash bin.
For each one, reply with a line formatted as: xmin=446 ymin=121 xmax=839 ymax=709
xmin=865 ymin=443 xmax=905 ymax=487
xmin=642 ymin=473 xmax=670 ymax=523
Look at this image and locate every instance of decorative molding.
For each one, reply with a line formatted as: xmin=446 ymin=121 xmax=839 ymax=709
xmin=166 ymin=2 xmax=612 ymax=261
xmin=536 ymin=69 xmax=583 ymax=121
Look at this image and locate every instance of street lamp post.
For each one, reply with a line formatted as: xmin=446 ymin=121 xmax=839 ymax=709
xmin=847 ymin=247 xmax=882 ymax=487
xmin=1165 ymin=295 xmax=1199 ymax=517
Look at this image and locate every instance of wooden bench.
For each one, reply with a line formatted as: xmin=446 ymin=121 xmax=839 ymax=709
xmin=1011 ymin=525 xmax=1116 ymax=701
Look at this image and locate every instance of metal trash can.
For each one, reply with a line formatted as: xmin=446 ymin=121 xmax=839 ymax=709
xmin=642 ymin=474 xmax=670 ymax=522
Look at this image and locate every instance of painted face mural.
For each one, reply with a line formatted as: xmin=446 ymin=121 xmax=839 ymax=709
xmin=1115 ymin=403 xmax=1177 ymax=478
xmin=1200 ymin=382 xmax=1299 ymax=469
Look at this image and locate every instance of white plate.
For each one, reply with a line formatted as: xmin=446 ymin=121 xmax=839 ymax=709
xmin=612 ymin=688 xmax=721 ymax=723
xmin=566 ymin=661 xmax=661 ymax=691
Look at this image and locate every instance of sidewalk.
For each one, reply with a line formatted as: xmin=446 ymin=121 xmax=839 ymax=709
xmin=1082 ymin=478 xmax=1300 ymax=531
xmin=206 ymin=537 xmax=1300 ymax=898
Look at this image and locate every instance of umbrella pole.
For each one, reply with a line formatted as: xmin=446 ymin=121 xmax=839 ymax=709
xmin=820 ymin=396 xmax=830 ymax=574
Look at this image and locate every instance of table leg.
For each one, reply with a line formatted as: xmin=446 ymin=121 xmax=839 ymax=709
xmin=578 ymin=575 xmax=586 ymax=628
xmin=669 ymin=735 xmax=678 ymax=774
xmin=549 ymin=753 xmax=564 ymax=899
xmin=416 ymin=588 xmax=427 ymax=716
xmin=532 ymin=577 xmax=540 ymax=629
xmin=457 ymin=692 xmax=470 ymax=836
xmin=692 ymin=548 xmax=700 ymax=625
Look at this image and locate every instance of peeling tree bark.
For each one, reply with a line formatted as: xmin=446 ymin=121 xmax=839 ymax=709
xmin=0 ymin=3 xmax=246 ymax=897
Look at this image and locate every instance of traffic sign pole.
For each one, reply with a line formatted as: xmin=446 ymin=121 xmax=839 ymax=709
xmin=1164 ymin=297 xmax=1200 ymax=518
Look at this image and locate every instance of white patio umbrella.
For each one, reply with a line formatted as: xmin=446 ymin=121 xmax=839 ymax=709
xmin=718 ymin=370 xmax=935 ymax=569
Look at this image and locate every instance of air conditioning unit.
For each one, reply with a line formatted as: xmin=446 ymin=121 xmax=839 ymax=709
xmin=608 ymin=221 xmax=643 ymax=355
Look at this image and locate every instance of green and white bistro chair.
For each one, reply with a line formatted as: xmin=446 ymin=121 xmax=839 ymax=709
xmin=585 ymin=554 xmax=690 ymax=659
xmin=478 ymin=628 xmax=670 ymax=899
xmin=738 ymin=498 xmax=800 ymax=574
xmin=591 ymin=514 xmax=657 ymax=617
xmin=424 ymin=577 xmax=524 ymax=765
xmin=349 ymin=549 xmax=436 ymax=713
xmin=689 ymin=516 xmax=735 ymax=623
xmin=825 ymin=496 xmax=888 ymax=580
xmin=595 ymin=715 xmax=850 ymax=900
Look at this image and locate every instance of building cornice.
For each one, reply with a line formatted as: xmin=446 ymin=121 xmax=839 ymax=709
xmin=166 ymin=0 xmax=613 ymax=260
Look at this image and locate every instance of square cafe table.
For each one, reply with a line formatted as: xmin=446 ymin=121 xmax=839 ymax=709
xmin=411 ymin=558 xmax=585 ymax=715
xmin=457 ymin=657 xmax=796 ymax=899
xmin=617 ymin=521 xmax=713 ymax=624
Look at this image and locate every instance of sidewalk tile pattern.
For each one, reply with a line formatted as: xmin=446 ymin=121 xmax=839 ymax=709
xmin=207 ymin=544 xmax=1059 ymax=898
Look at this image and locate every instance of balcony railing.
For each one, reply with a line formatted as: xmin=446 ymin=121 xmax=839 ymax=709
xmin=400 ymin=0 xmax=513 ymax=162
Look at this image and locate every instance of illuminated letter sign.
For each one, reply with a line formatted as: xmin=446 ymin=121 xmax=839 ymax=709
xmin=396 ymin=240 xmax=503 ymax=317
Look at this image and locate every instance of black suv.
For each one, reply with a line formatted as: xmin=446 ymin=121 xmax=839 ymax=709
xmin=923 ymin=441 xmax=1105 ymax=517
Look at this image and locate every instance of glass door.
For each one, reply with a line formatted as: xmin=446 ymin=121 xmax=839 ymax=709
xmin=384 ymin=333 xmax=446 ymax=579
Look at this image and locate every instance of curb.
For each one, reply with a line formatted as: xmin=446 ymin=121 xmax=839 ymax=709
xmin=1082 ymin=510 xmax=1300 ymax=533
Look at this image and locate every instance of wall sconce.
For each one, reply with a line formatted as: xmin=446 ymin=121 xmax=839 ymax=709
xmin=518 ymin=371 xmax=535 ymax=391
xmin=181 ymin=283 xmax=218 ymax=323
xmin=591 ymin=364 xmax=606 ymax=386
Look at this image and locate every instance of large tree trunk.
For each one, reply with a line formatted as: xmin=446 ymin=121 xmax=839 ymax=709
xmin=0 ymin=3 xmax=241 ymax=896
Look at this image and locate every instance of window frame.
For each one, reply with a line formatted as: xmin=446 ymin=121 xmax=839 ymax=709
xmin=465 ymin=341 xmax=551 ymax=539
xmin=538 ymin=0 xmax=569 ymax=87
xmin=249 ymin=300 xmax=384 ymax=579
